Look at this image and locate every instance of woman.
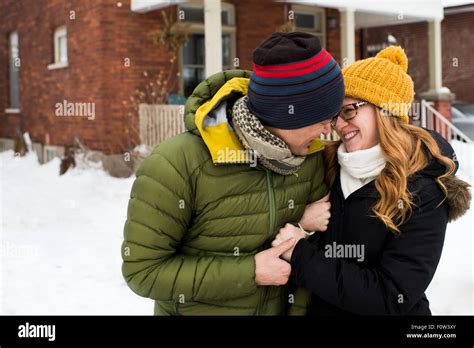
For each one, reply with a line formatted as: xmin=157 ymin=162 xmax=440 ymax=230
xmin=274 ymin=46 xmax=471 ymax=315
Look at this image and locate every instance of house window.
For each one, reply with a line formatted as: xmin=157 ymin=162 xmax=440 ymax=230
xmin=179 ymin=3 xmax=236 ymax=97
xmin=8 ymin=31 xmax=20 ymax=110
xmin=48 ymin=26 xmax=68 ymax=69
xmin=366 ymin=35 xmax=398 ymax=57
xmin=367 ymin=43 xmax=388 ymax=57
xmin=292 ymin=5 xmax=326 ymax=48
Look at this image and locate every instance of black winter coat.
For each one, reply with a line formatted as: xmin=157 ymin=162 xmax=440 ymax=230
xmin=290 ymin=131 xmax=471 ymax=316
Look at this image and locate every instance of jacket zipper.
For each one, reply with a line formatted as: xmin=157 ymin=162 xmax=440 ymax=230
xmin=267 ymin=170 xmax=276 ymax=238
xmin=256 ymin=169 xmax=277 ymax=315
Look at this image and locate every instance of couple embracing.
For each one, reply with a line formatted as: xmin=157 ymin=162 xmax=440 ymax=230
xmin=122 ymin=32 xmax=470 ymax=316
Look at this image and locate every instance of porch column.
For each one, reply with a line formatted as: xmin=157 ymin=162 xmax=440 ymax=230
xmin=204 ymin=0 xmax=222 ymax=77
xmin=420 ymin=18 xmax=454 ymax=124
xmin=340 ymin=8 xmax=355 ymax=67
xmin=428 ymin=19 xmax=443 ymax=92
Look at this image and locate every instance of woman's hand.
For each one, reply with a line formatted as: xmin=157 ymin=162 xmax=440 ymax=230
xmin=299 ymin=193 xmax=331 ymax=232
xmin=272 ymin=223 xmax=307 ymax=261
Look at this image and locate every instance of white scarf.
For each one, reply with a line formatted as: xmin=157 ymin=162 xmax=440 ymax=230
xmin=337 ymin=143 xmax=386 ymax=199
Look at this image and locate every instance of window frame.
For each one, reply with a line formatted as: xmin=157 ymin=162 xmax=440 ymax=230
xmin=291 ymin=4 xmax=326 ymax=48
xmin=178 ymin=2 xmax=237 ymax=97
xmin=48 ymin=25 xmax=68 ymax=70
xmin=7 ymin=31 xmax=20 ymax=112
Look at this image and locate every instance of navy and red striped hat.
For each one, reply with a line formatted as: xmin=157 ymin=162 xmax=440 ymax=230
xmin=247 ymin=32 xmax=345 ymax=129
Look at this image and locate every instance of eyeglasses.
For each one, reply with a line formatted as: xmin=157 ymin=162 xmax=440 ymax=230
xmin=330 ymin=101 xmax=368 ymax=129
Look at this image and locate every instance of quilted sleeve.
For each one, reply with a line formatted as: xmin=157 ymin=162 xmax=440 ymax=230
xmin=121 ymin=149 xmax=258 ymax=303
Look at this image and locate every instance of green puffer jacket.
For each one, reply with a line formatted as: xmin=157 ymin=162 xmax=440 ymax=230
xmin=121 ymin=70 xmax=327 ymax=315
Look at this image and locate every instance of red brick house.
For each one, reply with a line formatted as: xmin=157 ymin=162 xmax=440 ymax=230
xmin=1 ymin=0 xmax=471 ymax=160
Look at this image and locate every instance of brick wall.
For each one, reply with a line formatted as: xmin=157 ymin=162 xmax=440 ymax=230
xmin=0 ymin=0 xmax=176 ymax=154
xmin=99 ymin=1 xmax=178 ymax=153
xmin=441 ymin=10 xmax=474 ymax=103
xmin=1 ymin=0 xmax=109 ymax=151
xmin=229 ymin=0 xmax=287 ymax=71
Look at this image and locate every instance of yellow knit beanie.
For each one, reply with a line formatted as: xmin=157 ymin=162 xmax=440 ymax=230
xmin=342 ymin=46 xmax=414 ymax=123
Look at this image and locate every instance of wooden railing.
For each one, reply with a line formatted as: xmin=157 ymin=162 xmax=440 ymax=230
xmin=138 ymin=104 xmax=186 ymax=148
xmin=420 ymin=99 xmax=472 ymax=143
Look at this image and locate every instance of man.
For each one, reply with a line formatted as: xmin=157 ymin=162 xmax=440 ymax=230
xmin=121 ymin=32 xmax=344 ymax=315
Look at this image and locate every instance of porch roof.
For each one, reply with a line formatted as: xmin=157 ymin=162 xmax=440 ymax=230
xmin=290 ymin=0 xmax=445 ymax=28
xmin=130 ymin=0 xmax=446 ymax=28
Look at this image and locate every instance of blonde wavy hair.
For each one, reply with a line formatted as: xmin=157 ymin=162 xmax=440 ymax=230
xmin=324 ymin=107 xmax=456 ymax=234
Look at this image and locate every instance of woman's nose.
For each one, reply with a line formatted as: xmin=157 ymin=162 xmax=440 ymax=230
xmin=335 ymin=117 xmax=349 ymax=132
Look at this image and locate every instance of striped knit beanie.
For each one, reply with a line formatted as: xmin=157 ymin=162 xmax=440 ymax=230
xmin=247 ymin=32 xmax=345 ymax=129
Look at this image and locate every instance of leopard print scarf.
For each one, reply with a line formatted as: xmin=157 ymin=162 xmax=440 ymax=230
xmin=231 ymin=96 xmax=306 ymax=175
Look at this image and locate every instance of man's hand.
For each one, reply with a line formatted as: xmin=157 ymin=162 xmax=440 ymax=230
xmin=255 ymin=238 xmax=295 ymax=286
xmin=299 ymin=193 xmax=331 ymax=232
xmin=272 ymin=223 xmax=307 ymax=261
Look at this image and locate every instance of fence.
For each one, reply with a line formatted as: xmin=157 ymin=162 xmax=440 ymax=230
xmin=138 ymin=104 xmax=186 ymax=148
xmin=420 ymin=99 xmax=472 ymax=144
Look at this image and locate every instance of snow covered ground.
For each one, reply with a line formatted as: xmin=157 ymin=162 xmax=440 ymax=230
xmin=0 ymin=141 xmax=473 ymax=315
xmin=0 ymin=151 xmax=152 ymax=315
xmin=426 ymin=140 xmax=474 ymax=315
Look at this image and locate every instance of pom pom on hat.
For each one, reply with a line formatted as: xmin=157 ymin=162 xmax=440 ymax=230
xmin=375 ymin=46 xmax=408 ymax=72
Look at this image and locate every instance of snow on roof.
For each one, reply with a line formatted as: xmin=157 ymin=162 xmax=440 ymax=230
xmin=442 ymin=0 xmax=474 ymax=7
xmin=290 ymin=0 xmax=444 ymax=20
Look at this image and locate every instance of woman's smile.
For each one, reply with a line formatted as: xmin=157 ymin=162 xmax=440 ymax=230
xmin=342 ymin=129 xmax=359 ymax=141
